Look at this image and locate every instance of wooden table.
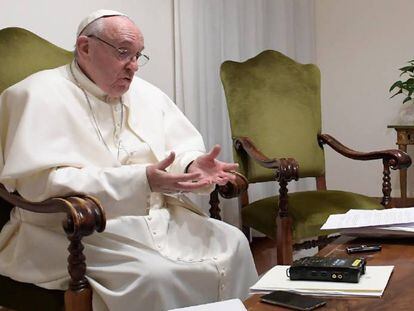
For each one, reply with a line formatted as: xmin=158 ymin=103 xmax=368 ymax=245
xmin=388 ymin=125 xmax=414 ymax=205
xmin=244 ymin=236 xmax=414 ymax=310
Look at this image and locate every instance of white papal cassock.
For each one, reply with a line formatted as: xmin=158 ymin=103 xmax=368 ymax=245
xmin=0 ymin=61 xmax=258 ymax=311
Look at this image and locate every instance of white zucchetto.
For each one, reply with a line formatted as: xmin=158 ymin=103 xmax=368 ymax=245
xmin=77 ymin=9 xmax=127 ymax=37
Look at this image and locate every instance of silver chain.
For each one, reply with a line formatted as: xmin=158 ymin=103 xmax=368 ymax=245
xmin=69 ymin=63 xmax=123 ymax=156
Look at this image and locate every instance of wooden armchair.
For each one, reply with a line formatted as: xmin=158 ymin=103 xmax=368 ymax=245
xmin=0 ymin=179 xmax=247 ymax=311
xmin=0 ymin=185 xmax=105 ymax=311
xmin=220 ymin=50 xmax=412 ymax=265
xmin=0 ymin=26 xmax=78 ymax=310
xmin=0 ymin=183 xmax=247 ymax=311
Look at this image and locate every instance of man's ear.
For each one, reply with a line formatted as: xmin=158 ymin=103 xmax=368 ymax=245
xmin=76 ymin=36 xmax=90 ymax=59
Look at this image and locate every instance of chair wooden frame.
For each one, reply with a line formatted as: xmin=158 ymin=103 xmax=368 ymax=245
xmin=209 ymin=171 xmax=248 ymax=220
xmin=233 ymin=133 xmax=411 ymax=264
xmin=0 ymin=184 xmax=105 ymax=311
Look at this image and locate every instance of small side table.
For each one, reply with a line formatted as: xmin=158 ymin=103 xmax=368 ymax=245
xmin=387 ymin=125 xmax=414 ymax=203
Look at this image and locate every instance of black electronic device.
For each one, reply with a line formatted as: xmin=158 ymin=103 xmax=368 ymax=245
xmin=346 ymin=244 xmax=381 ymax=254
xmin=288 ymin=256 xmax=366 ymax=283
xmin=260 ymin=290 xmax=326 ymax=311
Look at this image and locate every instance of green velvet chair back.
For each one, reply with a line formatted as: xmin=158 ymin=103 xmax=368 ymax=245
xmin=0 ymin=26 xmax=73 ymax=231
xmin=0 ymin=27 xmax=73 ymax=94
xmin=221 ymin=50 xmax=325 ymax=183
xmin=0 ymin=26 xmax=73 ymax=311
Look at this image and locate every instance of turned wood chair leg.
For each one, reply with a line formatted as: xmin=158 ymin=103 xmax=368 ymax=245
xmin=242 ymin=225 xmax=252 ymax=242
xmin=208 ymin=187 xmax=222 ymax=220
xmin=64 ymin=235 xmax=92 ymax=311
xmin=276 ymin=215 xmax=293 ymax=264
xmin=64 ymin=288 xmax=92 ymax=311
xmin=381 ymin=161 xmax=392 ymax=208
xmin=276 ymin=179 xmax=293 ymax=264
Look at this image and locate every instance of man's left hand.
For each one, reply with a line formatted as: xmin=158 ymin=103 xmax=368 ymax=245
xmin=187 ymin=145 xmax=238 ymax=186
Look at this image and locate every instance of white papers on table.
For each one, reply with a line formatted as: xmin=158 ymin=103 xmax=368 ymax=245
xmin=168 ymin=299 xmax=247 ymax=311
xmin=320 ymin=207 xmax=414 ymax=231
xmin=250 ymin=265 xmax=394 ymax=297
xmin=340 ymin=224 xmax=414 ymax=238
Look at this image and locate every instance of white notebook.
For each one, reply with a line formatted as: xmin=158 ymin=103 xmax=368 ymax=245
xmin=250 ymin=265 xmax=394 ymax=297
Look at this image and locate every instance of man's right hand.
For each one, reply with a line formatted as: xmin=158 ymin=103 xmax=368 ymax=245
xmin=146 ymin=152 xmax=211 ymax=194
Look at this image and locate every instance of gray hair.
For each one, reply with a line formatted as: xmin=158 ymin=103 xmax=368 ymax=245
xmin=74 ymin=18 xmax=105 ymax=59
xmin=79 ymin=18 xmax=105 ymax=37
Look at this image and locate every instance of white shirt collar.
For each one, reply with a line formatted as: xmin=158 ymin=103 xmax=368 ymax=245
xmin=70 ymin=60 xmax=128 ymax=106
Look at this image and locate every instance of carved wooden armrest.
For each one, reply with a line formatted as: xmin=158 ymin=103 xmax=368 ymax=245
xmin=318 ymin=133 xmax=412 ymax=207
xmin=318 ymin=133 xmax=412 ymax=169
xmin=0 ymin=184 xmax=105 ymax=238
xmin=0 ymin=183 xmax=105 ymax=311
xmin=233 ymin=136 xmax=299 ymax=182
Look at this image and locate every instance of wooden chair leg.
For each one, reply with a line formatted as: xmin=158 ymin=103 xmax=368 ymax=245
xmin=242 ymin=225 xmax=251 ymax=242
xmin=276 ymin=177 xmax=294 ymax=265
xmin=276 ymin=215 xmax=293 ymax=265
xmin=64 ymin=234 xmax=92 ymax=311
xmin=208 ymin=187 xmax=222 ymax=220
xmin=381 ymin=161 xmax=392 ymax=208
xmin=317 ymin=235 xmax=328 ymax=251
xmin=64 ymin=287 xmax=92 ymax=311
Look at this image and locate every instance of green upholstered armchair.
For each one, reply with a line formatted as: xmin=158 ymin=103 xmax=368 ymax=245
xmin=220 ymin=50 xmax=412 ymax=265
xmin=0 ymin=27 xmax=105 ymax=311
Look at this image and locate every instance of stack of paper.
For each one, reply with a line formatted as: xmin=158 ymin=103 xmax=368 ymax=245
xmin=250 ymin=265 xmax=394 ymax=297
xmin=168 ymin=299 xmax=246 ymax=311
xmin=321 ymin=207 xmax=414 ymax=237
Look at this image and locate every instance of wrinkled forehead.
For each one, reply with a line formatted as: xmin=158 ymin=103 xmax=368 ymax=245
xmin=102 ymin=16 xmax=144 ymax=46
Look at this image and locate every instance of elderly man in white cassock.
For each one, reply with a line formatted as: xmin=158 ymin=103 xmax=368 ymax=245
xmin=0 ymin=9 xmax=258 ymax=311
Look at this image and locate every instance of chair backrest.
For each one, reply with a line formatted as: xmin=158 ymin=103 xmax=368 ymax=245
xmin=0 ymin=27 xmax=73 ymax=228
xmin=0 ymin=27 xmax=73 ymax=94
xmin=221 ymin=50 xmax=325 ymax=183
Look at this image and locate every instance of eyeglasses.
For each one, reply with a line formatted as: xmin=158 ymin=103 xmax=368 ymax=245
xmin=88 ymin=35 xmax=149 ymax=66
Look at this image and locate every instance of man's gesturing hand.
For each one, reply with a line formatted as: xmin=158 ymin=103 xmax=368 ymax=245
xmin=146 ymin=152 xmax=210 ymax=193
xmin=187 ymin=145 xmax=238 ymax=186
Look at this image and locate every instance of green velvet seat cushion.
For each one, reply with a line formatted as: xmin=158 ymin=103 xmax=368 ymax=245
xmin=0 ymin=275 xmax=64 ymax=310
xmin=242 ymin=190 xmax=383 ymax=241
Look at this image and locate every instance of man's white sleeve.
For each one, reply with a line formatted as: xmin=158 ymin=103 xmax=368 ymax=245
xmin=15 ymin=164 xmax=151 ymax=215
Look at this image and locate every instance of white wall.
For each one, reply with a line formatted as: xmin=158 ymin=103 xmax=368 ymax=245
xmin=0 ymin=0 xmax=175 ymax=99
xmin=315 ymin=0 xmax=414 ymax=197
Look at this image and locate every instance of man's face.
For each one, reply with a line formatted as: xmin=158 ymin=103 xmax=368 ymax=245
xmin=78 ymin=16 xmax=145 ymax=98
